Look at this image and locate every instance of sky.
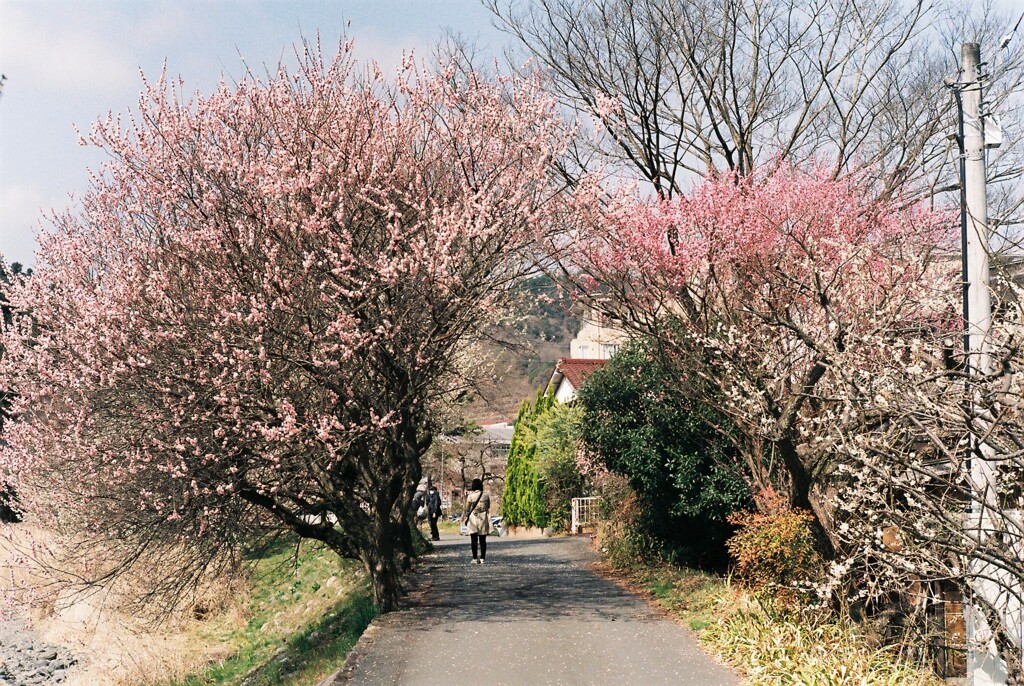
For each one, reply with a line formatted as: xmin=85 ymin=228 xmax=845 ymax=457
xmin=0 ymin=0 xmax=505 ymax=266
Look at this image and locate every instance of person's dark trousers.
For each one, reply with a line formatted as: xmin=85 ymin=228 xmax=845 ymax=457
xmin=470 ymin=533 xmax=487 ymax=560
xmin=428 ymin=513 xmax=440 ymax=540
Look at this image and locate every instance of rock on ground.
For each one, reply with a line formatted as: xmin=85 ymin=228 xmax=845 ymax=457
xmin=0 ymin=620 xmax=76 ymax=685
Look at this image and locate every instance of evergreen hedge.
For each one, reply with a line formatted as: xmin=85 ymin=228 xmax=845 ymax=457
xmin=502 ymin=389 xmax=554 ymax=527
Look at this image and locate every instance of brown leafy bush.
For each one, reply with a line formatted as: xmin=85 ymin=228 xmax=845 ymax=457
xmin=592 ymin=476 xmax=661 ymax=568
xmin=726 ymin=501 xmax=821 ymax=597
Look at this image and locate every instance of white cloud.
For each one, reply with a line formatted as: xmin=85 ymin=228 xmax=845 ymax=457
xmin=0 ymin=3 xmax=138 ymax=96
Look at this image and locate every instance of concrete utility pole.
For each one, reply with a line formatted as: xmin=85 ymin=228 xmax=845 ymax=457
xmin=962 ymin=43 xmax=992 ymax=380
xmin=959 ymin=42 xmax=1008 ymax=686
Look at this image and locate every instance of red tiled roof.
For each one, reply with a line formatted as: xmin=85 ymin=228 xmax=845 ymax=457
xmin=555 ymin=358 xmax=608 ymax=390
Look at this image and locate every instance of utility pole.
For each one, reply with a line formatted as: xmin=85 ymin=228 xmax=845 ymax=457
xmin=962 ymin=43 xmax=992 ymax=381
xmin=958 ymin=42 xmax=1007 ymax=686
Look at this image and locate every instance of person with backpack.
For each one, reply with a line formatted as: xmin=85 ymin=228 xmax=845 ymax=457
xmin=462 ymin=478 xmax=491 ymax=564
xmin=412 ymin=487 xmax=427 ymax=522
xmin=426 ymin=484 xmax=442 ymax=541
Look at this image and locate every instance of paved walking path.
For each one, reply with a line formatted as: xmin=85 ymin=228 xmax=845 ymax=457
xmin=332 ymin=533 xmax=739 ymax=685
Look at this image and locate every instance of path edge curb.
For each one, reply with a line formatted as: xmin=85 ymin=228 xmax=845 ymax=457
xmin=315 ymin=548 xmax=441 ymax=685
xmin=315 ymin=619 xmax=381 ymax=685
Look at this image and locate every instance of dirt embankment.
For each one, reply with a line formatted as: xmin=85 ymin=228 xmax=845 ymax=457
xmin=0 ymin=524 xmax=222 ymax=686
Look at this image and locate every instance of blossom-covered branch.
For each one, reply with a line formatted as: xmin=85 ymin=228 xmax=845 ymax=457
xmin=0 ymin=40 xmax=574 ymax=611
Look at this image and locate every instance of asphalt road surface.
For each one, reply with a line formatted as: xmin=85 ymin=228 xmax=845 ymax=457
xmin=334 ymin=533 xmax=739 ymax=686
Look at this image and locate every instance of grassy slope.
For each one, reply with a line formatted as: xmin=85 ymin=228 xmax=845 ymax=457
xmin=172 ymin=540 xmax=377 ymax=686
xmin=605 ymin=562 xmax=944 ymax=686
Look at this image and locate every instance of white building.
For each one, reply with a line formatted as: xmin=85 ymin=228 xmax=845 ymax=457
xmin=569 ymin=309 xmax=629 ymax=360
xmin=547 ymin=358 xmax=608 ymax=404
xmin=547 ymin=309 xmax=629 ymax=403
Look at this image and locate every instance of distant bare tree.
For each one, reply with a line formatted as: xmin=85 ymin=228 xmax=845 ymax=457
xmin=423 ymin=434 xmax=506 ymax=514
xmin=487 ymin=0 xmax=1024 ymax=218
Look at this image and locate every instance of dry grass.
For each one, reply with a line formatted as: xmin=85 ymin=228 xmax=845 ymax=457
xmin=0 ymin=524 xmax=374 ymax=686
xmin=703 ymin=603 xmax=944 ymax=686
xmin=598 ymin=559 xmax=943 ymax=686
xmin=0 ymin=523 xmax=238 ymax=685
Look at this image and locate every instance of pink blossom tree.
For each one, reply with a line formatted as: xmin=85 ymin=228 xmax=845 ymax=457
xmin=568 ymin=165 xmax=1024 ymax=675
xmin=562 ymin=166 xmax=957 ymax=535
xmin=0 ymin=42 xmax=572 ymax=611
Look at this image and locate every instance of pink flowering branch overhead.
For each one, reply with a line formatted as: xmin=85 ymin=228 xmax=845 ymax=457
xmin=0 ymin=41 xmax=574 ymax=611
xmin=570 ymin=165 xmax=1024 ymax=674
xmin=563 ymin=166 xmax=957 ymax=530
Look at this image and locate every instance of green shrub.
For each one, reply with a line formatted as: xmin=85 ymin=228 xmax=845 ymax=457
xmin=534 ymin=403 xmax=585 ymax=530
xmin=503 ymin=390 xmax=553 ymax=528
xmin=596 ymin=491 xmax=663 ymax=567
xmin=576 ymin=341 xmax=751 ymax=567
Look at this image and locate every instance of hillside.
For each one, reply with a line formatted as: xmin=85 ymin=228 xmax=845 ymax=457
xmin=464 ymin=276 xmax=579 ymax=424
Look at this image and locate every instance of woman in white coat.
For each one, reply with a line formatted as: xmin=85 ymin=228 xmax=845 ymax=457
xmin=462 ymin=478 xmax=491 ymax=563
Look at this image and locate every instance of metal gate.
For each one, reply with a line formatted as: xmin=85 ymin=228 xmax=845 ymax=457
xmin=571 ymin=497 xmax=601 ymax=532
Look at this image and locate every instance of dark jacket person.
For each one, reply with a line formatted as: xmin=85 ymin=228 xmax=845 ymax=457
xmin=426 ymin=485 xmax=442 ymax=541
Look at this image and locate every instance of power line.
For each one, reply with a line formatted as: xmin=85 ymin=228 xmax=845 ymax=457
xmin=1000 ymin=10 xmax=1024 ymax=49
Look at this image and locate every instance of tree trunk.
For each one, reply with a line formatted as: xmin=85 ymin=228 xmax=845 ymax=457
xmin=363 ymin=515 xmax=403 ymax=612
xmin=775 ymin=438 xmax=837 ymax=557
xmin=775 ymin=438 xmax=813 ymax=512
xmin=398 ymin=519 xmax=416 ymax=572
